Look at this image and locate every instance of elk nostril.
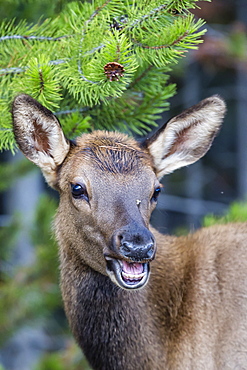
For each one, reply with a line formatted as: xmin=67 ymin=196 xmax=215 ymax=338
xmin=146 ymin=243 xmax=155 ymax=258
xmin=122 ymin=242 xmax=132 ymax=253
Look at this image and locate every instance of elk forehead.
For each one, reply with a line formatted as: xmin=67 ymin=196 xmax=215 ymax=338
xmin=70 ymin=131 xmax=154 ymax=175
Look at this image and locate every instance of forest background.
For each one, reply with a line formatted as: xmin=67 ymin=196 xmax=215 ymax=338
xmin=0 ymin=0 xmax=247 ymax=369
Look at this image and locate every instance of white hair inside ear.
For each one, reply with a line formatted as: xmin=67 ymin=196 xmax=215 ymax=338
xmin=145 ymin=95 xmax=226 ymax=179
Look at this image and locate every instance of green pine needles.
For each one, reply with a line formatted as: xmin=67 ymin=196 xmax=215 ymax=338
xmin=0 ymin=0 xmax=210 ymax=152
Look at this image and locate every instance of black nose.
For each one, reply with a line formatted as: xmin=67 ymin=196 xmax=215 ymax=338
xmin=121 ymin=241 xmax=155 ymax=261
xmin=113 ymin=223 xmax=156 ymax=262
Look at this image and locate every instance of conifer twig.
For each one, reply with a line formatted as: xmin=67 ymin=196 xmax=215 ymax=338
xmin=0 ymin=67 xmax=25 ymax=75
xmin=132 ymin=30 xmax=190 ymax=50
xmin=56 ymin=107 xmax=90 ymax=115
xmin=127 ymin=4 xmax=168 ymax=30
xmin=0 ymin=35 xmax=70 ymax=42
xmin=77 ymin=0 xmax=113 ymax=84
xmin=88 ymin=0 xmax=113 ymax=23
xmin=128 ymin=65 xmax=153 ymax=89
xmin=0 ymin=59 xmax=67 ymax=76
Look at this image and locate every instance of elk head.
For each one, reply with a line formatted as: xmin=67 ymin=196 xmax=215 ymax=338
xmin=12 ymin=94 xmax=226 ymax=290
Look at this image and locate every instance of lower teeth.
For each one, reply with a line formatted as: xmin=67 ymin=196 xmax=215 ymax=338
xmin=122 ymin=271 xmax=145 ymax=282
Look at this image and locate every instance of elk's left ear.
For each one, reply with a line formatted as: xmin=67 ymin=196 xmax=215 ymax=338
xmin=144 ymin=95 xmax=226 ymax=179
xmin=12 ymin=94 xmax=70 ymax=188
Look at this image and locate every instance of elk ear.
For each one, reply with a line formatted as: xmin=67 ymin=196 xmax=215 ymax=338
xmin=144 ymin=95 xmax=226 ymax=180
xmin=12 ymin=94 xmax=70 ymax=188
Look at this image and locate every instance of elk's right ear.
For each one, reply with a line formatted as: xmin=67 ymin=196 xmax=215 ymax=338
xmin=12 ymin=94 xmax=70 ymax=188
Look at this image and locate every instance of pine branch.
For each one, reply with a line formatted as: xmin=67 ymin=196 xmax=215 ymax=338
xmin=132 ymin=30 xmax=190 ymax=49
xmin=88 ymin=0 xmax=113 ymax=22
xmin=0 ymin=0 xmax=211 ymax=152
xmin=127 ymin=4 xmax=168 ymax=30
xmin=128 ymin=65 xmax=154 ymax=89
xmin=0 ymin=34 xmax=70 ymax=41
xmin=0 ymin=59 xmax=66 ymax=76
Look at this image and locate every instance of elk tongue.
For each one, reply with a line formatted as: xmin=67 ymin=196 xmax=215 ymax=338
xmin=122 ymin=260 xmax=144 ymax=275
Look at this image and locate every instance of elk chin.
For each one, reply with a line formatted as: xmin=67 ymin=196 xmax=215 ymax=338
xmin=105 ymin=257 xmax=150 ymax=290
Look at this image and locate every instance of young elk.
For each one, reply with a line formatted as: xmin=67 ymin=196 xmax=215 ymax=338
xmin=12 ymin=94 xmax=247 ymax=370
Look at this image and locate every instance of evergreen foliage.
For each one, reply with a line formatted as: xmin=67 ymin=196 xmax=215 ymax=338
xmin=0 ymin=0 xmax=209 ymax=152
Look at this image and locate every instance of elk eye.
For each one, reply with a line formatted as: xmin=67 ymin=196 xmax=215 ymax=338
xmin=71 ymin=183 xmax=89 ymax=202
xmin=152 ymin=186 xmax=161 ymax=202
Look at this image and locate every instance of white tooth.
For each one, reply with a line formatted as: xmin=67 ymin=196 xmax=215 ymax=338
xmin=122 ymin=271 xmax=146 ymax=280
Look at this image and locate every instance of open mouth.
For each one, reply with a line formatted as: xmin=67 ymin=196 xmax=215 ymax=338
xmin=105 ymin=257 xmax=150 ymax=290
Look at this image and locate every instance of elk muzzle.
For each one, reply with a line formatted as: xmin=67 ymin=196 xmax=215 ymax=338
xmin=105 ymin=223 xmax=156 ymax=290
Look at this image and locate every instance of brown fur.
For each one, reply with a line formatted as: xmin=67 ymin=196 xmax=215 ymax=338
xmin=12 ymin=94 xmax=247 ymax=369
xmin=73 ymin=131 xmax=153 ymax=174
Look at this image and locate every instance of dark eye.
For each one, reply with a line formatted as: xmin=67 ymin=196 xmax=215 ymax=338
xmin=71 ymin=183 xmax=89 ymax=202
xmin=151 ymin=186 xmax=161 ymax=202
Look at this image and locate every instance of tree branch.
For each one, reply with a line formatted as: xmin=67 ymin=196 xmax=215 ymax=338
xmin=127 ymin=4 xmax=168 ymax=30
xmin=0 ymin=59 xmax=67 ymax=76
xmin=0 ymin=35 xmax=70 ymax=42
xmin=132 ymin=30 xmax=189 ymax=49
xmin=128 ymin=65 xmax=153 ymax=89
